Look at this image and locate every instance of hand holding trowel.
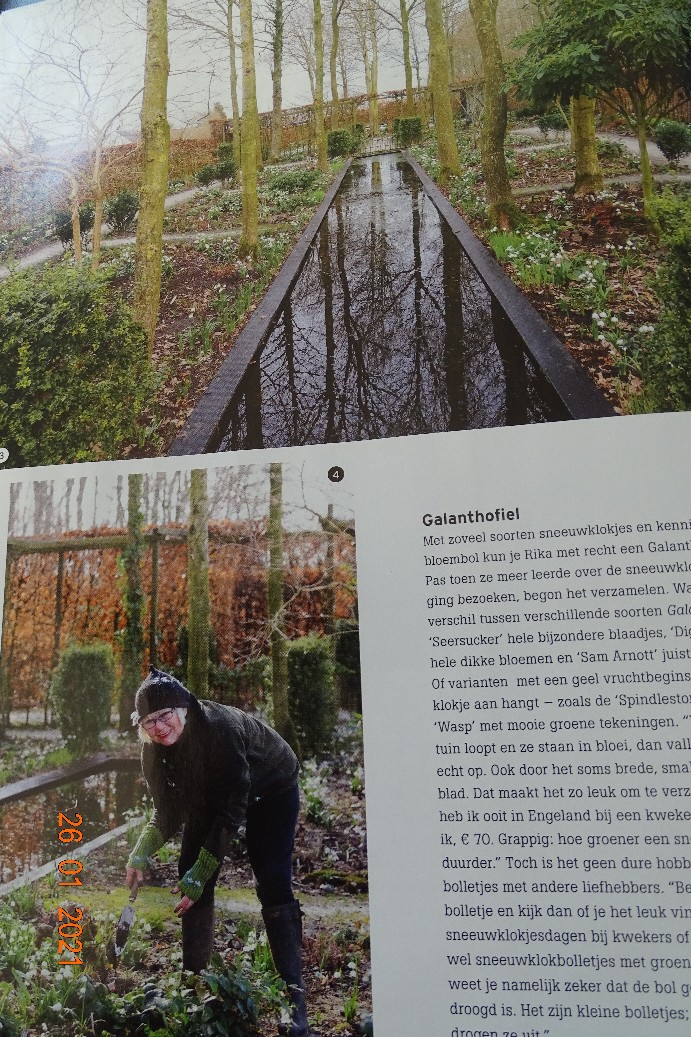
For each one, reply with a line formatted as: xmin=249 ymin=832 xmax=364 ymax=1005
xmin=110 ymin=871 xmax=140 ymax=965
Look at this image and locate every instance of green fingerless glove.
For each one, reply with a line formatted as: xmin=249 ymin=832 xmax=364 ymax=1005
xmin=177 ymin=847 xmax=220 ymax=901
xmin=127 ymin=823 xmax=165 ymax=870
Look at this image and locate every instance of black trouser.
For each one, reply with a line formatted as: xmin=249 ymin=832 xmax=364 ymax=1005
xmin=179 ymin=783 xmax=300 ymax=971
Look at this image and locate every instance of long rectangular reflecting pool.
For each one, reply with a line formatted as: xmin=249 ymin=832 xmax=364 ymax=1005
xmin=172 ymin=153 xmax=613 ymax=455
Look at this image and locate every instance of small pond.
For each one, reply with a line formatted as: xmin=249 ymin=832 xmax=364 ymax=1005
xmin=0 ymin=769 xmax=143 ymax=885
xmin=218 ymin=154 xmax=566 ymax=450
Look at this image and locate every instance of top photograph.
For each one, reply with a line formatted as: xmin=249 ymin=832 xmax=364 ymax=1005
xmin=1 ymin=0 xmax=690 ymax=469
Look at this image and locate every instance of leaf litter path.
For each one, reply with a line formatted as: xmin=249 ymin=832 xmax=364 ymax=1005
xmin=0 ymin=184 xmax=227 ymax=280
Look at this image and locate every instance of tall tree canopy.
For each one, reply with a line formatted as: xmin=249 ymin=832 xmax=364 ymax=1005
xmin=511 ymin=0 xmax=691 ymax=210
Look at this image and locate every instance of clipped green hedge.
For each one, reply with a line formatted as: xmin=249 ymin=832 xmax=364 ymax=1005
xmin=50 ymin=642 xmax=115 ymax=754
xmin=334 ymin=618 xmax=361 ymax=710
xmin=287 ymin=634 xmax=337 ymax=757
xmin=393 ymin=116 xmax=422 ymax=147
xmin=654 ymin=119 xmax=691 ymax=168
xmin=327 ymin=129 xmax=353 ymax=158
xmin=0 ymin=263 xmax=153 ymax=466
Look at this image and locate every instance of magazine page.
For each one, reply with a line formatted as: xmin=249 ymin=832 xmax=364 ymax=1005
xmin=1 ymin=0 xmax=690 ymax=1034
xmin=1 ymin=412 xmax=691 ymax=1037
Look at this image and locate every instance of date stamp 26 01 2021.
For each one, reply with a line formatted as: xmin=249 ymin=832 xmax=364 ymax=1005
xmin=56 ymin=811 xmax=85 ymax=967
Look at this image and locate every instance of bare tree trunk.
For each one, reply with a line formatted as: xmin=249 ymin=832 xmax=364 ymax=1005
xmin=134 ymin=0 xmax=170 ymax=352
xmin=269 ymin=0 xmax=284 ymax=161
xmin=424 ymin=0 xmax=460 ymax=181
xmin=267 ymin=463 xmax=299 ymax=752
xmin=400 ymin=0 xmax=415 ymax=114
xmin=91 ymin=138 xmax=104 ymax=270
xmin=70 ymin=181 xmax=82 ymax=262
xmin=368 ymin=0 xmax=379 ymax=131
xmin=239 ymin=0 xmax=260 ymax=255
xmin=120 ymin=473 xmax=145 ymax=731
xmin=571 ymin=95 xmax=603 ymax=195
xmin=630 ymin=92 xmax=654 ymax=213
xmin=313 ymin=0 xmax=328 ymax=170
xmin=330 ymin=0 xmax=341 ymax=128
xmin=227 ymin=0 xmax=242 ymax=171
xmin=187 ymin=469 xmax=209 ymax=699
xmin=468 ymin=0 xmax=516 ymax=227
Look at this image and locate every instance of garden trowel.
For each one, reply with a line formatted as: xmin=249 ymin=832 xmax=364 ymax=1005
xmin=110 ymin=876 xmax=140 ymax=965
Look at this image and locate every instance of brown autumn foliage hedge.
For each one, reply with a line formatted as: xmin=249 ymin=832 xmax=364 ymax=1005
xmin=3 ymin=521 xmax=356 ymax=713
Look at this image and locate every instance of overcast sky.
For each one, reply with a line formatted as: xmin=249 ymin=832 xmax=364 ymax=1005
xmin=0 ymin=0 xmax=426 ymax=144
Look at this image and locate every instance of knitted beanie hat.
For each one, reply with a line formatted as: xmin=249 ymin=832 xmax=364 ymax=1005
xmin=132 ymin=666 xmax=193 ymax=725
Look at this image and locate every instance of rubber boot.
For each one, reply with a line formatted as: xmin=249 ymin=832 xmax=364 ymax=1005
xmin=182 ymin=900 xmax=215 ymax=973
xmin=262 ymin=900 xmax=313 ymax=1037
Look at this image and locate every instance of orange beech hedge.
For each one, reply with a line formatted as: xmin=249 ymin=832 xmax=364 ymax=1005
xmin=3 ymin=521 xmax=356 ymax=713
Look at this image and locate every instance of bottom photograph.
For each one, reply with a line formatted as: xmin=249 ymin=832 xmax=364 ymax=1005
xmin=0 ymin=458 xmax=368 ymax=1037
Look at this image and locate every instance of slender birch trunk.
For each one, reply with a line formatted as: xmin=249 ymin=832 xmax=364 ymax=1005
xmin=269 ymin=0 xmax=284 ymax=161
xmin=120 ymin=474 xmax=145 ymax=731
xmin=187 ymin=469 xmax=209 ymax=699
xmin=400 ymin=0 xmax=415 ymax=114
xmin=313 ymin=0 xmax=328 ymax=170
xmin=268 ymin=464 xmax=299 ymax=752
xmin=239 ymin=0 xmax=260 ymax=254
xmin=227 ymin=0 xmax=242 ymax=171
xmin=330 ymin=0 xmax=341 ymax=129
xmin=134 ymin=0 xmax=170 ymax=352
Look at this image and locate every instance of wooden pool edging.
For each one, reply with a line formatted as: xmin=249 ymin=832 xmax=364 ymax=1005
xmin=170 ymin=152 xmax=615 ymax=457
xmin=405 ymin=151 xmax=616 ymax=421
xmin=169 ymin=160 xmax=353 ymax=456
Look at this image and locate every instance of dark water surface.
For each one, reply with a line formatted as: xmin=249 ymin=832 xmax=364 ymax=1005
xmin=0 ymin=770 xmax=142 ymax=884
xmin=219 ymin=155 xmax=564 ymax=450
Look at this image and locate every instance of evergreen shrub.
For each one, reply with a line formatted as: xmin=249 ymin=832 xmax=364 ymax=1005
xmin=50 ymin=642 xmax=115 ymax=753
xmin=217 ymin=142 xmax=234 ymax=162
xmin=53 ymin=202 xmax=95 ymax=246
xmin=287 ymin=634 xmax=336 ymax=757
xmin=351 ymin=123 xmax=366 ymax=150
xmin=196 ymin=164 xmax=217 ymax=185
xmin=654 ymin=119 xmax=691 ymax=168
xmin=0 ymin=264 xmax=153 ymax=466
xmin=596 ymin=138 xmax=627 ymax=161
xmin=103 ymin=190 xmax=139 ymax=232
xmin=536 ymin=110 xmax=565 ymax=135
xmin=393 ymin=116 xmax=422 ymax=146
xmin=626 ymin=190 xmax=691 ymax=411
xmin=327 ymin=129 xmax=353 ymax=157
xmin=215 ymin=157 xmax=237 ymax=184
xmin=334 ymin=618 xmax=361 ymax=710
xmin=267 ymin=168 xmax=321 ymax=193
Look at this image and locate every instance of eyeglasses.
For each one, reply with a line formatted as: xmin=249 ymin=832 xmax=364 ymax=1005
xmin=141 ymin=708 xmax=175 ymax=732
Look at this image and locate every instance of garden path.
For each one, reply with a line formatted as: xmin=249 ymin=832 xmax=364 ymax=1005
xmin=514 ymin=169 xmax=691 ymax=197
xmin=509 ymin=125 xmax=691 ymax=169
xmin=0 ymin=184 xmax=230 ymax=280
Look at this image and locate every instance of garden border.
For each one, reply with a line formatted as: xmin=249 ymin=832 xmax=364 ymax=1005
xmin=404 ymin=151 xmax=616 ymax=420
xmin=170 ymin=151 xmax=615 ymax=458
xmin=169 ymin=159 xmax=353 ymax=456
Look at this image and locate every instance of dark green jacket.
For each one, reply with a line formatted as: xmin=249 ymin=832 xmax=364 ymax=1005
xmin=143 ymin=700 xmax=299 ymax=860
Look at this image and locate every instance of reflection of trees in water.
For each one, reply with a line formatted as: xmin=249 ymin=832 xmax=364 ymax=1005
xmin=223 ymin=155 xmax=558 ymax=448
xmin=0 ymin=771 xmax=142 ymax=883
